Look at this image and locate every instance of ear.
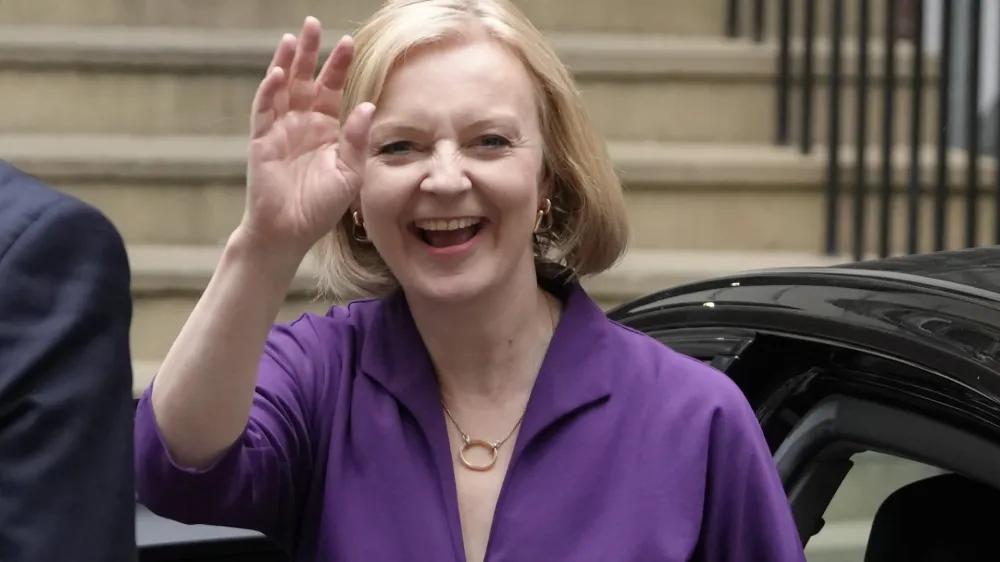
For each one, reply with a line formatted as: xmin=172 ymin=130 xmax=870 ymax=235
xmin=349 ymin=195 xmax=363 ymax=216
xmin=537 ymin=162 xmax=555 ymax=203
xmin=346 ymin=198 xmax=363 ymax=229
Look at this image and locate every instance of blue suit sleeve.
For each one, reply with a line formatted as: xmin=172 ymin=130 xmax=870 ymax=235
xmin=0 ymin=196 xmax=136 ymax=562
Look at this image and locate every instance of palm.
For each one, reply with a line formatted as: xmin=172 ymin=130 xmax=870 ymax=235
xmin=243 ymin=19 xmax=373 ymax=252
xmin=249 ymin=111 xmax=347 ymax=242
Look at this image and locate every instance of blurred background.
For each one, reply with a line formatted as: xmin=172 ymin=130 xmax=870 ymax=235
xmin=0 ymin=0 xmax=996 ymax=559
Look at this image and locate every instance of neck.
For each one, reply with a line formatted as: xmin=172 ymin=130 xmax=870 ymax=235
xmin=405 ymin=264 xmax=558 ymax=405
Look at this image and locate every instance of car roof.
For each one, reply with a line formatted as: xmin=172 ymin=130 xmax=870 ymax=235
xmin=615 ymin=246 xmax=1000 ymax=317
xmin=836 ymin=246 xmax=1000 ymax=296
xmin=608 ymin=247 xmax=1000 ymax=403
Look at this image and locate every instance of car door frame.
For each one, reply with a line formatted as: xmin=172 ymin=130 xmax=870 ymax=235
xmin=609 ymin=267 xmax=1000 ymax=547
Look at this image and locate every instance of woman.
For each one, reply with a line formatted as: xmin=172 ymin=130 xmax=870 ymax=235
xmin=134 ymin=1 xmax=806 ymax=560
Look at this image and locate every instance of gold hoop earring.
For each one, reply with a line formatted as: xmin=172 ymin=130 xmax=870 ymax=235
xmin=352 ymin=210 xmax=370 ymax=243
xmin=533 ymin=198 xmax=553 ymax=233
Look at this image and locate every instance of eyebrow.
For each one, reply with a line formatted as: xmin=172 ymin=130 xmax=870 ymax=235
xmin=369 ymin=122 xmax=426 ymax=141
xmin=370 ymin=112 xmax=521 ymax=140
xmin=465 ymin=114 xmax=520 ymax=132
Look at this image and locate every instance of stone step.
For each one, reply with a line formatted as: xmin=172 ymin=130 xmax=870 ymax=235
xmin=126 ymin=244 xmax=847 ymax=393
xmin=0 ymin=26 xmax=938 ymax=146
xmin=0 ymin=0 xmax=888 ymax=37
xmin=3 ymin=133 xmax=993 ymax=255
xmin=129 ymin=245 xmax=331 ymax=381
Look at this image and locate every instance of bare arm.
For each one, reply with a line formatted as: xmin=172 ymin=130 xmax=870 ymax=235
xmin=145 ymin=17 xmax=372 ymax=469
xmin=149 ymin=232 xmax=304 ymax=468
xmin=135 ymin=228 xmax=331 ymax=541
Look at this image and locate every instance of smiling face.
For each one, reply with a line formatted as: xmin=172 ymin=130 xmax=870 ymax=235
xmin=359 ymin=33 xmax=548 ymax=303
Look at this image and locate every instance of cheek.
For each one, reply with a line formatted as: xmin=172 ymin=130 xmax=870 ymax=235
xmin=477 ymin=180 xmax=542 ymax=243
xmin=471 ymin=154 xmax=544 ymax=212
xmin=361 ymin=165 xmax=417 ymax=221
xmin=358 ymin=177 xmax=407 ymax=245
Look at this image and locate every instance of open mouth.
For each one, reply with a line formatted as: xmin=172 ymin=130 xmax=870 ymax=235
xmin=412 ymin=217 xmax=484 ymax=249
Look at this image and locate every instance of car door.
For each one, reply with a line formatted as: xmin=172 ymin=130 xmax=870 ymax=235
xmin=634 ymin=320 xmax=1000 ymax=561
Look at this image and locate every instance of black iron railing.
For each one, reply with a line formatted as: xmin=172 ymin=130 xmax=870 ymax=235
xmin=726 ymin=0 xmax=1000 ymax=261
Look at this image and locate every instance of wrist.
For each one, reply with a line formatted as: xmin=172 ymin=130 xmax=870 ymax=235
xmin=224 ymin=228 xmax=308 ymax=285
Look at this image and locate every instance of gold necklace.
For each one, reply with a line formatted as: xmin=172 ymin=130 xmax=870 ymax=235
xmin=441 ymin=293 xmax=558 ymax=472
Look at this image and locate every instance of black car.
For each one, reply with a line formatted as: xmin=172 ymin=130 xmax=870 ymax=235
xmin=140 ymin=247 xmax=1000 ymax=561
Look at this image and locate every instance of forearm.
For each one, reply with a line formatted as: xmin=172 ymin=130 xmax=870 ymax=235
xmin=150 ymin=229 xmax=307 ymax=468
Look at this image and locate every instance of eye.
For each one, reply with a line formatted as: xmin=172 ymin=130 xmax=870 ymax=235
xmin=477 ymin=135 xmax=513 ymax=148
xmin=376 ymin=141 xmax=414 ymax=155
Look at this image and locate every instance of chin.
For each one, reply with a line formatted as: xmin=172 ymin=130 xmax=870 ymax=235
xmin=402 ymin=267 xmax=499 ymax=304
xmin=389 ymin=219 xmax=536 ymax=304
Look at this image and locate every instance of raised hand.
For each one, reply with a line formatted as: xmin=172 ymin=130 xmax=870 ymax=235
xmin=240 ymin=17 xmax=375 ymax=256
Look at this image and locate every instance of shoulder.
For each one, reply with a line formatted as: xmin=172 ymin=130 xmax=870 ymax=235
xmin=0 ymin=160 xmax=88 ymax=224
xmin=255 ymin=297 xmax=384 ymax=425
xmin=262 ymin=298 xmax=382 ymax=381
xmin=601 ymin=320 xmax=757 ymax=440
xmin=0 ymin=161 xmax=123 ymax=265
xmin=267 ymin=297 xmax=382 ymax=354
xmin=602 ymin=320 xmax=743 ymax=400
xmin=0 ymin=160 xmax=60 ymax=209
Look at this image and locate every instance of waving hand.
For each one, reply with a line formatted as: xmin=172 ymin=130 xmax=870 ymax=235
xmin=241 ymin=17 xmax=375 ymax=255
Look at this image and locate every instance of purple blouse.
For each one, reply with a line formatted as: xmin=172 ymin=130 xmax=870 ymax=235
xmin=134 ymin=281 xmax=806 ymax=561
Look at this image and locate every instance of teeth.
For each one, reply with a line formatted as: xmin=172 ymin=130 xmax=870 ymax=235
xmin=414 ymin=217 xmax=481 ymax=231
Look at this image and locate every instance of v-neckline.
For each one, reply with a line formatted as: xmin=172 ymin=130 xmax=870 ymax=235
xmin=356 ymin=278 xmax=614 ymax=561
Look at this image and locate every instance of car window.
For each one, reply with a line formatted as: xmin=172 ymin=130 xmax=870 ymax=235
xmin=803 ymin=451 xmax=945 ymax=562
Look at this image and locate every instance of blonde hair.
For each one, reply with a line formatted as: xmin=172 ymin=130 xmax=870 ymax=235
xmin=314 ymin=0 xmax=630 ymax=301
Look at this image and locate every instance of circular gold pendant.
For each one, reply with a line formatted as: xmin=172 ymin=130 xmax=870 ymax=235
xmin=459 ymin=439 xmax=499 ymax=471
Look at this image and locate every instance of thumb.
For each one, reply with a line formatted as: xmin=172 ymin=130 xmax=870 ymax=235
xmin=337 ymin=102 xmax=375 ymax=190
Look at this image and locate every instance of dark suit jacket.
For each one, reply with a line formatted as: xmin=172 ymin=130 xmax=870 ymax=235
xmin=0 ymin=161 xmax=136 ymax=561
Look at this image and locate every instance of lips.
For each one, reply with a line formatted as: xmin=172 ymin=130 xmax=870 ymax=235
xmin=413 ymin=217 xmax=483 ymax=248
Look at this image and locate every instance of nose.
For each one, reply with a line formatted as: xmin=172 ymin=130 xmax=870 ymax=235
xmin=420 ymin=144 xmax=472 ymax=194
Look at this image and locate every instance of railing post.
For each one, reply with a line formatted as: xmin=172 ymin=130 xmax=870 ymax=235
xmin=726 ymin=0 xmax=740 ymax=37
xmin=934 ymin=0 xmax=953 ymax=252
xmin=826 ymin=0 xmax=845 ymax=255
xmin=906 ymin=0 xmax=925 ymax=255
xmin=880 ymin=0 xmax=899 ymax=258
xmin=853 ymin=0 xmax=871 ymax=262
xmin=753 ymin=0 xmax=766 ymax=43
xmin=996 ymin=0 xmax=1000 ymax=245
xmin=964 ymin=0 xmax=982 ymax=248
xmin=776 ymin=0 xmax=793 ymax=145
xmin=801 ymin=0 xmax=816 ymax=154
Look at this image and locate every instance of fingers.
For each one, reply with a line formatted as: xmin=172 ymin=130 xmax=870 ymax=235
xmin=267 ymin=33 xmax=296 ymax=75
xmin=250 ymin=66 xmax=287 ymax=140
xmin=288 ymin=16 xmax=323 ymax=111
xmin=250 ymin=17 xmax=341 ymax=139
xmin=266 ymin=34 xmax=296 ymax=115
xmin=313 ymin=35 xmax=355 ymax=117
xmin=337 ymin=102 xmax=376 ymax=187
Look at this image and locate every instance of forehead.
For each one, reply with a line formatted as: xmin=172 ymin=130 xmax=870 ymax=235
xmin=374 ymin=36 xmax=539 ymax=125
